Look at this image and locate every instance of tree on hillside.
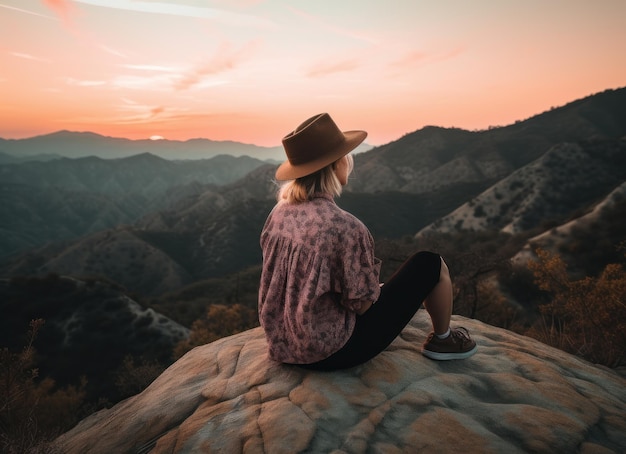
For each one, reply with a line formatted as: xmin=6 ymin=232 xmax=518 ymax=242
xmin=174 ymin=304 xmax=259 ymax=358
xmin=527 ymin=248 xmax=626 ymax=367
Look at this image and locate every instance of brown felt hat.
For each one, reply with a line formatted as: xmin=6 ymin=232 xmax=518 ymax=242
xmin=275 ymin=113 xmax=367 ymax=181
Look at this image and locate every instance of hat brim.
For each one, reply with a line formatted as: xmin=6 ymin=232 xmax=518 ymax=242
xmin=275 ymin=130 xmax=366 ymax=181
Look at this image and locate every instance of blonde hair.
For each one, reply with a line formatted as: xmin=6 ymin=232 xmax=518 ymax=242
xmin=278 ymin=154 xmax=354 ymax=203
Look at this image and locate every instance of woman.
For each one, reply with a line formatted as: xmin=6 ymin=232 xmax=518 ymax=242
xmin=258 ymin=113 xmax=477 ymax=371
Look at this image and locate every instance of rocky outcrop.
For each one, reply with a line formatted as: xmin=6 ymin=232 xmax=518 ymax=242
xmin=56 ymin=314 xmax=626 ymax=453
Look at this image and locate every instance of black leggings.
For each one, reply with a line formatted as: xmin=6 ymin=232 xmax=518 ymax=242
xmin=299 ymin=251 xmax=442 ymax=371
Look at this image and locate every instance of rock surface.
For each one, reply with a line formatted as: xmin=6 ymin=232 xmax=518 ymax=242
xmin=56 ymin=314 xmax=626 ymax=453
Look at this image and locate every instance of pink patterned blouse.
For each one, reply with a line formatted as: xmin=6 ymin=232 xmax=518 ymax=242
xmin=258 ymin=192 xmax=381 ymax=364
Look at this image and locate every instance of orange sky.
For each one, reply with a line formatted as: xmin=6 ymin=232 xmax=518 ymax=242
xmin=1 ymin=0 xmax=625 ymax=146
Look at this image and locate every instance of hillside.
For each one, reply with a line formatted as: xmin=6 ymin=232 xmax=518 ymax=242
xmin=0 ymin=184 xmax=148 ymax=258
xmin=512 ymin=182 xmax=626 ymax=276
xmin=0 ymin=154 xmax=268 ymax=259
xmin=0 ymin=152 xmax=267 ymax=196
xmin=417 ymin=138 xmax=626 ymax=235
xmin=349 ymin=87 xmax=626 ymax=197
xmin=0 ymin=274 xmax=188 ymax=402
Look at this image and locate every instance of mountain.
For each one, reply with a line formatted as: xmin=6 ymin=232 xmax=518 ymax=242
xmin=349 ymin=87 xmax=626 ymax=195
xmin=0 ymin=150 xmax=61 ymax=164
xmin=0 ymin=154 xmax=269 ymax=259
xmin=0 ymin=131 xmax=286 ymax=161
xmin=0 ymin=184 xmax=148 ymax=258
xmin=0 ymin=274 xmax=189 ymax=402
xmin=54 ymin=314 xmax=626 ymax=453
xmin=512 ymin=182 xmax=626 ymax=276
xmin=0 ymin=165 xmax=279 ymax=295
xmin=416 ymin=138 xmax=626 ymax=236
xmin=0 ymin=152 xmax=268 ymax=196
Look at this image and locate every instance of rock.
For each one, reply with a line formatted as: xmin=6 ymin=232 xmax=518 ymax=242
xmin=55 ymin=314 xmax=626 ymax=453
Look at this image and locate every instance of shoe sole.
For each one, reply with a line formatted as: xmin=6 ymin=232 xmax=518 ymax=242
xmin=421 ymin=345 xmax=478 ymax=361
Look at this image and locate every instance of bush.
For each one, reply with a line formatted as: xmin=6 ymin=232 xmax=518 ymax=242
xmin=114 ymin=356 xmax=164 ymax=399
xmin=526 ymin=249 xmax=626 ymax=367
xmin=1 ymin=320 xmax=86 ymax=453
xmin=174 ymin=304 xmax=259 ymax=358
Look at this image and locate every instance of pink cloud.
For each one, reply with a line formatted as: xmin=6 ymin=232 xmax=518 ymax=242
xmin=150 ymin=106 xmax=165 ymax=117
xmin=174 ymin=41 xmax=258 ymax=90
xmin=41 ymin=0 xmax=74 ymax=25
xmin=390 ymin=47 xmax=466 ymax=70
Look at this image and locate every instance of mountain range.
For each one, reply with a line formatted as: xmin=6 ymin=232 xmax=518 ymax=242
xmin=0 ymin=130 xmax=374 ymax=162
xmin=0 ymin=153 xmax=271 ymax=258
xmin=0 ymin=131 xmax=285 ymax=161
xmin=1 ymin=87 xmax=625 ymax=290
xmin=1 ymin=87 xmax=625 ymax=411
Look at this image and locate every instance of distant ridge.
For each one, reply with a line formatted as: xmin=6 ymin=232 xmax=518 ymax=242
xmin=0 ymin=130 xmax=374 ymax=161
xmin=0 ymin=130 xmax=286 ymax=161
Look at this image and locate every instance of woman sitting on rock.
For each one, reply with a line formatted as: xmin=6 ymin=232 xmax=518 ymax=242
xmin=258 ymin=113 xmax=477 ymax=371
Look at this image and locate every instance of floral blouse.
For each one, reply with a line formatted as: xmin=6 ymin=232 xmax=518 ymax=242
xmin=258 ymin=193 xmax=381 ymax=364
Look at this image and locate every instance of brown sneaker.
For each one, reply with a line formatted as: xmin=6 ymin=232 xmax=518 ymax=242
xmin=421 ymin=327 xmax=477 ymax=360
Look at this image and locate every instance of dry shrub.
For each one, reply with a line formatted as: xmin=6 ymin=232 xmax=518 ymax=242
xmin=474 ymin=280 xmax=524 ymax=330
xmin=114 ymin=356 xmax=165 ymax=399
xmin=174 ymin=304 xmax=259 ymax=358
xmin=527 ymin=248 xmax=626 ymax=367
xmin=1 ymin=320 xmax=85 ymax=454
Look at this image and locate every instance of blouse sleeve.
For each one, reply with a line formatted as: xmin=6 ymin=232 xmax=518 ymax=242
xmin=335 ymin=225 xmax=382 ymax=313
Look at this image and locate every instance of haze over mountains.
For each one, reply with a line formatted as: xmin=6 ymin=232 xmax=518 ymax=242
xmin=0 ymin=131 xmax=286 ymax=161
xmin=0 ymin=130 xmax=374 ymax=163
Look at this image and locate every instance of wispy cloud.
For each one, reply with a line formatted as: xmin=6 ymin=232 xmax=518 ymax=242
xmin=150 ymin=106 xmax=165 ymax=117
xmin=41 ymin=0 xmax=75 ymax=27
xmin=390 ymin=47 xmax=466 ymax=70
xmin=121 ymin=64 xmax=185 ymax=73
xmin=110 ymin=71 xmax=228 ymax=91
xmin=108 ymin=102 xmax=204 ymax=126
xmin=113 ymin=110 xmax=223 ymax=126
xmin=53 ymin=54 xmax=238 ymax=92
xmin=73 ymin=0 xmax=274 ymax=29
xmin=39 ymin=0 xmax=131 ymax=60
xmin=110 ymin=74 xmax=173 ymax=91
xmin=306 ymin=58 xmax=360 ymax=78
xmin=110 ymin=69 xmax=227 ymax=92
xmin=173 ymin=41 xmax=258 ymax=90
xmin=64 ymin=77 xmax=107 ymax=87
xmin=99 ymin=45 xmax=129 ymax=59
xmin=0 ymin=3 xmax=58 ymax=20
xmin=10 ymin=52 xmax=51 ymax=63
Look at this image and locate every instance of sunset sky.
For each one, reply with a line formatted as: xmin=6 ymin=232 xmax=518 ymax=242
xmin=1 ymin=1 xmax=625 ymax=147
